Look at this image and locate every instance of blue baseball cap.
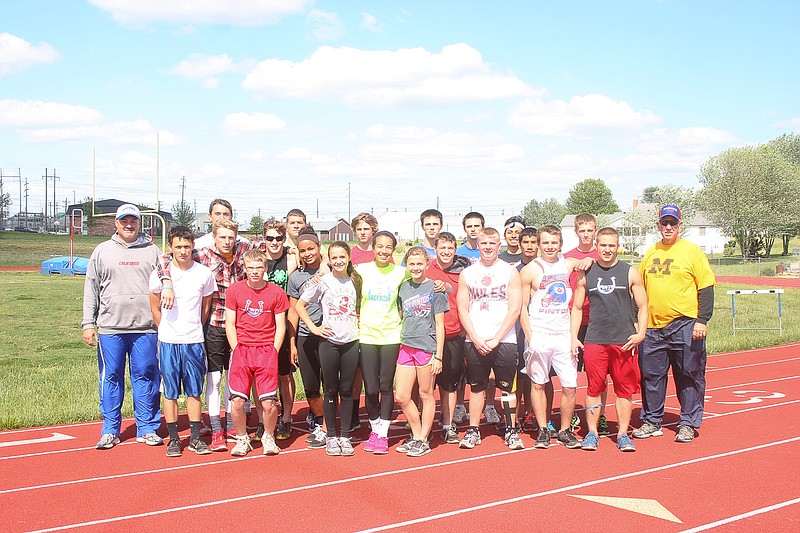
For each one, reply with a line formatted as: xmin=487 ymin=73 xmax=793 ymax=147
xmin=658 ymin=204 xmax=681 ymax=221
xmin=115 ymin=204 xmax=141 ymax=220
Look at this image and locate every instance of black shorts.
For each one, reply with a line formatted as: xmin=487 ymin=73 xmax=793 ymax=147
xmin=204 ymin=324 xmax=231 ymax=373
xmin=278 ymin=334 xmax=294 ymax=376
xmin=436 ymin=336 xmax=465 ymax=392
xmin=464 ymin=342 xmax=518 ymax=394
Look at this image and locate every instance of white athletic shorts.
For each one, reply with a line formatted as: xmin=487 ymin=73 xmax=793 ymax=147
xmin=524 ymin=330 xmax=577 ymax=388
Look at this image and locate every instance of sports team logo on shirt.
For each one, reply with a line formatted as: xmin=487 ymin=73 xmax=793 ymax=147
xmin=244 ymin=299 xmax=265 ymax=317
xmin=647 ymin=258 xmax=674 ymax=276
xmin=481 ymin=275 xmax=492 ymax=286
xmin=543 ymin=282 xmax=567 ymax=307
xmin=331 ymin=295 xmax=354 ymax=317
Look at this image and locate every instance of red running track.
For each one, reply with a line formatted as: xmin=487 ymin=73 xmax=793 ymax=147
xmin=2 ymin=343 xmax=799 ymax=532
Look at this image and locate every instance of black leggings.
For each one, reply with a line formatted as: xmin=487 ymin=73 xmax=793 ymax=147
xmin=320 ymin=339 xmax=360 ymax=438
xmin=297 ymin=334 xmax=322 ymax=399
xmin=360 ymin=343 xmax=400 ymax=421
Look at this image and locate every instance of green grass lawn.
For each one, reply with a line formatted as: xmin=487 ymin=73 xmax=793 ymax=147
xmin=0 ymin=231 xmax=109 ymax=267
xmin=1 ymin=271 xmax=798 ymax=429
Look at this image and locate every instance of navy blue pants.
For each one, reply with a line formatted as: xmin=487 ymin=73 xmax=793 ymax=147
xmin=97 ymin=333 xmax=161 ymax=437
xmin=639 ymin=317 xmax=707 ymax=428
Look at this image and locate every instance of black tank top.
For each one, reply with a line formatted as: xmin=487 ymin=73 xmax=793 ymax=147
xmin=584 ymin=261 xmax=637 ymax=345
xmin=267 ymin=248 xmax=289 ymax=291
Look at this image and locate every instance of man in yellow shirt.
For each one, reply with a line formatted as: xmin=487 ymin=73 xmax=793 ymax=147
xmin=633 ymin=205 xmax=716 ymax=443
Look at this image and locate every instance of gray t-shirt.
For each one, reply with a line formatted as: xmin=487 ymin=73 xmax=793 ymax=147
xmin=299 ymin=273 xmax=359 ymax=345
xmin=398 ymin=279 xmax=449 ymax=353
xmin=287 ymin=267 xmax=321 ymax=337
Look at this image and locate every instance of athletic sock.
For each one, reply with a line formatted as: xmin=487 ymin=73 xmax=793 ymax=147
xmin=210 ymin=415 xmax=222 ymax=433
xmin=189 ymin=421 xmax=200 ymax=441
xmin=442 ymin=424 xmax=451 ymax=431
xmin=166 ymin=422 xmax=179 ymax=442
xmin=369 ymin=418 xmax=380 ymax=433
xmin=378 ymin=419 xmax=390 ymax=438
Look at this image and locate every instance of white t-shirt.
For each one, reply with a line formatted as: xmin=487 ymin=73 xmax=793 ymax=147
xmin=299 ymin=273 xmax=359 ymax=345
xmin=149 ymin=262 xmax=217 ymax=344
xmin=461 ymin=259 xmax=517 ymax=344
xmin=528 ymin=256 xmax=572 ymax=335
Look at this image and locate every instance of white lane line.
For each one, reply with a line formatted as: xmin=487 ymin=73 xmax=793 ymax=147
xmin=679 ymin=497 xmax=800 ymax=532
xmin=0 ymin=433 xmax=75 ymax=448
xmin=353 ymin=437 xmax=800 ymax=533
xmin=708 ymin=357 xmax=800 ymax=373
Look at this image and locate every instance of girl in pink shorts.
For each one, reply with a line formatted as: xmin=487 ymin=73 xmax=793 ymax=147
xmin=394 ymin=247 xmax=449 ymax=457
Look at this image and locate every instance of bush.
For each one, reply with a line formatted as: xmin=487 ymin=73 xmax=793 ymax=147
xmin=761 ymin=266 xmax=776 ymax=277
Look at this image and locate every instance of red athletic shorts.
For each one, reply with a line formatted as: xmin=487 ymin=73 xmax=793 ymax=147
xmin=583 ymin=344 xmax=640 ymax=399
xmin=228 ymin=344 xmax=278 ymax=400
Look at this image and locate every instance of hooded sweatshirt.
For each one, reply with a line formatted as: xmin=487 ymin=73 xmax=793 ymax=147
xmin=82 ymin=233 xmax=160 ymax=334
xmin=426 ymin=254 xmax=471 ymax=338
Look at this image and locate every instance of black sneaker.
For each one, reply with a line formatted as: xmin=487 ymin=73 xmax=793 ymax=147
xmin=535 ymin=427 xmax=550 ymax=449
xmin=442 ymin=426 xmax=460 ymax=444
xmin=252 ymin=423 xmax=265 ymax=442
xmin=188 ymin=438 xmax=212 ymax=455
xmin=597 ymin=415 xmax=610 ymax=436
xmin=275 ymin=420 xmax=292 ymax=440
xmin=558 ymin=429 xmax=581 ymax=449
xmin=166 ymin=438 xmax=182 ymax=457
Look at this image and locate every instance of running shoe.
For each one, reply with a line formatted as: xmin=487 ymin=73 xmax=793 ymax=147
xmin=275 ymin=420 xmax=292 ymax=440
xmin=262 ymin=434 xmax=280 ymax=456
xmin=137 ymin=433 xmax=164 ymax=446
xmin=522 ymin=414 xmax=537 ymax=431
xmin=252 ymin=422 xmax=265 ymax=442
xmin=407 ymin=440 xmax=431 ymax=457
xmin=230 ymin=435 xmax=252 ymax=457
xmin=570 ymin=414 xmax=581 ymax=432
xmin=535 ymin=427 xmax=550 ymax=449
xmin=166 ymin=438 xmax=182 ymax=457
xmin=484 ymin=405 xmax=501 ymax=425
xmin=306 ymin=425 xmax=325 ymax=444
xmin=339 ymin=437 xmax=355 ymax=456
xmin=210 ymin=430 xmax=227 ymax=452
xmin=188 ymin=438 xmax=211 ymax=455
xmin=557 ymin=429 xmax=581 ymax=449
xmin=373 ymin=436 xmax=389 ymax=455
xmin=308 ymin=431 xmax=327 ymax=449
xmin=597 ymin=415 xmax=610 ymax=436
xmin=459 ymin=428 xmax=481 ymax=449
xmin=452 ymin=404 xmax=467 ymax=424
xmin=617 ymin=433 xmax=637 ymax=452
xmin=547 ymin=420 xmax=558 ymax=439
xmin=633 ymin=421 xmax=663 ymax=439
xmin=350 ymin=418 xmax=361 ymax=431
xmin=325 ymin=437 xmax=342 ymax=456
xmin=226 ymin=427 xmax=240 ymax=443
xmin=306 ymin=412 xmax=318 ymax=432
xmin=96 ymin=434 xmax=120 ymax=450
xmin=675 ymin=424 xmax=695 ymax=443
xmin=581 ymin=431 xmax=599 ymax=451
xmin=363 ymin=432 xmax=379 ymax=452
xmin=505 ymin=428 xmax=525 ymax=450
xmin=442 ymin=426 xmax=460 ymax=444
xmin=199 ymin=421 xmax=212 ymax=436
xmin=396 ymin=437 xmax=417 ymax=454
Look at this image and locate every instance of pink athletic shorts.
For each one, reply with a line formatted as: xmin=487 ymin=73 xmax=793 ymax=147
xmin=397 ymin=344 xmax=435 ymax=367
xmin=583 ymin=344 xmax=640 ymax=399
xmin=228 ymin=344 xmax=278 ymax=400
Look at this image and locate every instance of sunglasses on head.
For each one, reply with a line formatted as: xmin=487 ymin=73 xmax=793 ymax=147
xmin=659 ymin=219 xmax=680 ymax=227
xmin=264 ymin=235 xmax=285 ymax=242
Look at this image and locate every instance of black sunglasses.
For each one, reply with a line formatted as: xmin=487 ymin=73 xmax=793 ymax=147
xmin=264 ymin=235 xmax=285 ymax=242
xmin=659 ymin=219 xmax=680 ymax=227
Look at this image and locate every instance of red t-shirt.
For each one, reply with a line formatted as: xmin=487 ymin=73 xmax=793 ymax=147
xmin=426 ymin=260 xmax=462 ymax=338
xmin=564 ymin=247 xmax=600 ymax=326
xmin=350 ymin=246 xmax=375 ymax=265
xmin=225 ymin=280 xmax=289 ymax=346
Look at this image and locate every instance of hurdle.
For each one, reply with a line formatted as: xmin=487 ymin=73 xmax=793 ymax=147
xmin=727 ymin=289 xmax=784 ymax=335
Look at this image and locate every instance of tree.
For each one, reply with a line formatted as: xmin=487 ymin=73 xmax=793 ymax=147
xmin=171 ymin=199 xmax=195 ymax=228
xmin=698 ymin=140 xmax=800 ymax=258
xmin=247 ymin=214 xmax=266 ymax=235
xmin=81 ymin=197 xmax=98 ymax=232
xmin=521 ymin=197 xmax=568 ymax=226
xmin=641 ymin=186 xmax=659 ymax=204
xmin=565 ymin=178 xmax=620 ymax=214
xmin=619 ymin=205 xmax=654 ymax=255
xmin=766 ymin=134 xmax=800 ymax=255
xmin=639 ymin=183 xmax=699 ymax=231
xmin=0 ymin=192 xmax=11 ymax=223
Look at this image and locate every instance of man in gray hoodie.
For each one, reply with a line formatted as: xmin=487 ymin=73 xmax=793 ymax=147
xmin=82 ymin=204 xmax=163 ymax=450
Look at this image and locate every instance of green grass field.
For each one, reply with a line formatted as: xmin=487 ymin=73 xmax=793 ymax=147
xmin=1 ymin=267 xmax=797 ymax=430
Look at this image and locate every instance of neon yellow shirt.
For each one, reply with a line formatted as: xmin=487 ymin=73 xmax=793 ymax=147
xmin=639 ymin=238 xmax=716 ymax=329
xmin=356 ymin=262 xmax=409 ymax=344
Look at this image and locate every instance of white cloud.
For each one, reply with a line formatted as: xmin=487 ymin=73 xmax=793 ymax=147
xmin=0 ymin=33 xmax=59 ymax=77
xmin=89 ymin=0 xmax=311 ymax=26
xmin=240 ymin=150 xmax=264 ymax=162
xmin=277 ymin=147 xmax=313 ymax=160
xmin=0 ymin=99 xmax=103 ymax=127
xmin=360 ymin=12 xmax=383 ymax=33
xmin=19 ymin=120 xmax=180 ymax=145
xmin=306 ymin=9 xmax=345 ymax=41
xmin=508 ymin=93 xmax=660 ymax=137
xmin=169 ymin=53 xmax=234 ymax=88
xmin=201 ymin=163 xmax=226 ymax=178
xmin=242 ymin=43 xmax=534 ymax=106
xmin=774 ymin=116 xmax=800 ymax=130
xmin=635 ymin=127 xmax=738 ymax=155
xmin=223 ymin=112 xmax=286 ymax=135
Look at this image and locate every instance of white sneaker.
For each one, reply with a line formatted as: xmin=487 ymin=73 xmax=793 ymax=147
xmin=96 ymin=434 xmax=120 ymax=450
xmin=262 ymin=434 xmax=280 ymax=456
xmin=484 ymin=405 xmax=501 ymax=425
xmin=136 ymin=433 xmax=164 ymax=446
xmin=230 ymin=435 xmax=253 ymax=457
xmin=452 ymin=404 xmax=467 ymax=424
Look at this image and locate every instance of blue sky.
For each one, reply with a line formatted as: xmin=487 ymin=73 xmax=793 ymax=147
xmin=1 ymin=0 xmax=798 ymax=225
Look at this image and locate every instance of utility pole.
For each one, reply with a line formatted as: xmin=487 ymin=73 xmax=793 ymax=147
xmin=0 ymin=168 xmax=21 ymax=225
xmin=52 ymin=169 xmax=59 ymax=232
xmin=180 ymin=175 xmax=186 ymax=204
xmin=24 ymin=179 xmax=29 ymax=229
xmin=347 ymin=181 xmax=351 ymax=225
xmin=43 ymin=168 xmax=48 ymax=231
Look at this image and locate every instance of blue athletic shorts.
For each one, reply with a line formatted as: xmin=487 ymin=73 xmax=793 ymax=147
xmin=158 ymin=342 xmax=206 ymax=399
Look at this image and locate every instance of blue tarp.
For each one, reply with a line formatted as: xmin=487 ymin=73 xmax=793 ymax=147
xmin=40 ymin=256 xmax=89 ymax=275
